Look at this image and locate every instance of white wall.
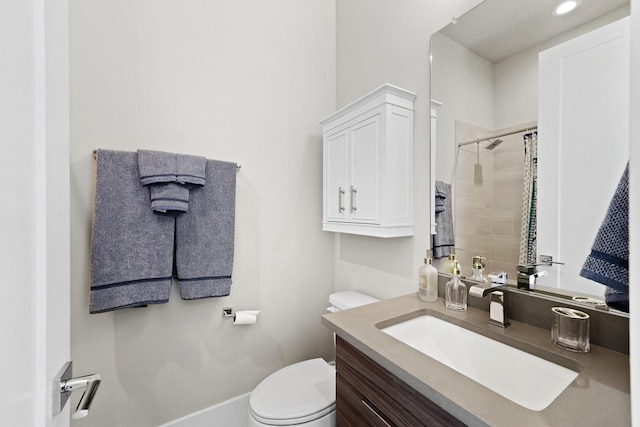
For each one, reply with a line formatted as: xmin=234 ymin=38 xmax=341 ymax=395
xmin=69 ymin=1 xmax=335 ymax=426
xmin=629 ymin=0 xmax=639 ymax=422
xmin=431 ymin=33 xmax=494 ymax=184
xmin=1 ymin=2 xmax=37 ymax=424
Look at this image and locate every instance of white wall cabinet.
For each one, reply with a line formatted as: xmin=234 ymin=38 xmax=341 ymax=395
xmin=320 ymin=84 xmax=416 ymax=238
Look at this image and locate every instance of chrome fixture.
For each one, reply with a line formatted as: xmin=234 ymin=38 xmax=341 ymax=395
xmin=539 ymin=254 xmax=565 ymax=266
xmin=457 ymin=125 xmax=538 ymax=147
xmin=517 ymin=265 xmax=548 ymax=289
xmin=469 ymin=272 xmax=510 ymax=328
xmin=53 ymin=362 xmax=102 ymax=419
xmin=484 ymin=138 xmax=503 ymax=150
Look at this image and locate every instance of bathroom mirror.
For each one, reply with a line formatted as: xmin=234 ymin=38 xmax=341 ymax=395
xmin=430 ymin=0 xmax=630 ymax=314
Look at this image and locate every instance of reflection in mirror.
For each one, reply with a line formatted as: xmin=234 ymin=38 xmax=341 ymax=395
xmin=430 ymin=0 xmax=630 ymax=314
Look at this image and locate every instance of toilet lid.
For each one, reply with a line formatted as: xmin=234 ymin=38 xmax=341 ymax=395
xmin=249 ymin=358 xmax=336 ymax=425
xmin=329 ymin=291 xmax=379 ymax=311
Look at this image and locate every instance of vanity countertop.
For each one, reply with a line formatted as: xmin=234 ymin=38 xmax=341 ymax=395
xmin=322 ymin=293 xmax=630 ymax=427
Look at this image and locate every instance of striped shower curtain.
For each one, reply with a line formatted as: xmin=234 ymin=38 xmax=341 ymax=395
xmin=519 ymin=132 xmax=538 ymax=266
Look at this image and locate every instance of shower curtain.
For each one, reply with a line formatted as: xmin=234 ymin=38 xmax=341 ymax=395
xmin=519 ymin=132 xmax=538 ymax=266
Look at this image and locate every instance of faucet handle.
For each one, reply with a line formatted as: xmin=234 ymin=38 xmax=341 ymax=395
xmin=488 ymin=271 xmax=508 ymax=285
xmin=539 ymin=254 xmax=565 ymax=266
xmin=517 ymin=265 xmax=548 ymax=289
xmin=517 ymin=264 xmax=537 ymax=274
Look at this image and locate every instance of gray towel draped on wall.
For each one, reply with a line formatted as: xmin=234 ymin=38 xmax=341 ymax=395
xmin=580 ymin=162 xmax=629 ymax=312
xmin=89 ymin=149 xmax=237 ymax=314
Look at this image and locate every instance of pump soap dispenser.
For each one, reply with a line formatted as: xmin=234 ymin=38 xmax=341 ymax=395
xmin=418 ymin=250 xmax=439 ymax=302
xmin=470 ymin=256 xmax=487 ymax=283
xmin=443 ymin=252 xmax=457 ymax=276
xmin=445 ymin=260 xmax=467 ymax=311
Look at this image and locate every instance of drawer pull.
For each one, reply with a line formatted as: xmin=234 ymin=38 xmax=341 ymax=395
xmin=338 ymin=187 xmax=346 ymax=213
xmin=350 ymin=186 xmax=358 ymax=213
xmin=361 ymin=399 xmax=392 ymax=427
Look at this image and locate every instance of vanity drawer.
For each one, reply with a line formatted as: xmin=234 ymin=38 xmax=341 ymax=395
xmin=337 ymin=374 xmax=394 ymax=426
xmin=336 ymin=337 xmax=465 ymax=427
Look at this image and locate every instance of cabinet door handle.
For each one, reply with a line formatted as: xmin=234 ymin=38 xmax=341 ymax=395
xmin=361 ymin=399 xmax=392 ymax=427
xmin=338 ymin=187 xmax=346 ymax=213
xmin=350 ymin=186 xmax=358 ymax=213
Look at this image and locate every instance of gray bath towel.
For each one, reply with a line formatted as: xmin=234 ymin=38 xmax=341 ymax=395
xmin=432 ymin=181 xmax=455 ymax=259
xmin=90 ymin=150 xmax=175 ymax=313
xmin=175 ymin=159 xmax=237 ymax=299
xmin=138 ymin=150 xmax=206 ymax=216
xmin=580 ymin=163 xmax=629 ymax=312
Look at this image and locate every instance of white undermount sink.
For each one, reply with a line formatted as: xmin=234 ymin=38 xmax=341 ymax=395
xmin=381 ymin=315 xmax=580 ymax=411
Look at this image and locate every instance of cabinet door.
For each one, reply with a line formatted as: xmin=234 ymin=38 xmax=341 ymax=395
xmin=325 ymin=129 xmax=349 ymax=222
xmin=349 ymin=114 xmax=379 ymax=223
xmin=336 ymin=337 xmax=465 ymax=427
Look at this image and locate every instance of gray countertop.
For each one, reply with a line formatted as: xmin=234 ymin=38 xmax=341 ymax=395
xmin=322 ymin=293 xmax=630 ymax=427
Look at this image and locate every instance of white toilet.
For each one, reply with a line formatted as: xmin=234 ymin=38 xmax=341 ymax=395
xmin=246 ymin=291 xmax=379 ymax=427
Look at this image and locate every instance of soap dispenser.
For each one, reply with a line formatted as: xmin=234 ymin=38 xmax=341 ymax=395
xmin=418 ymin=250 xmax=439 ymax=302
xmin=443 ymin=252 xmax=457 ymax=275
xmin=470 ymin=256 xmax=487 ymax=283
xmin=445 ymin=260 xmax=467 ymax=311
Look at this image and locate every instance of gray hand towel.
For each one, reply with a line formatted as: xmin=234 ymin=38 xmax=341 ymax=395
xmin=580 ymin=163 xmax=629 ymax=312
xmin=90 ymin=150 xmax=175 ymax=313
xmin=432 ymin=181 xmax=455 ymax=259
xmin=175 ymin=159 xmax=237 ymax=299
xmin=176 ymin=153 xmax=206 ymax=187
xmin=138 ymin=150 xmax=206 ymax=216
xmin=435 ymin=186 xmax=446 ymax=213
xmin=150 ymin=183 xmax=190 ymax=217
xmin=138 ymin=150 xmax=177 ymax=185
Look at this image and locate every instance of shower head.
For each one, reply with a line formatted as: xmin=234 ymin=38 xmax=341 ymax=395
xmin=485 ymin=139 xmax=503 ymax=150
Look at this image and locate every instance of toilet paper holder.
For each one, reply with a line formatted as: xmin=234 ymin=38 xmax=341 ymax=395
xmin=223 ymin=307 xmax=260 ymax=324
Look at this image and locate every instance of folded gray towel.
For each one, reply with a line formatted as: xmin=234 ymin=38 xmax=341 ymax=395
xmin=175 ymin=159 xmax=237 ymax=299
xmin=90 ymin=150 xmax=175 ymax=313
xmin=138 ymin=150 xmax=206 ymax=216
xmin=435 ymin=187 xmax=446 ymax=213
xmin=432 ymin=181 xmax=455 ymax=259
xmin=138 ymin=150 xmax=177 ymax=185
xmin=580 ymin=163 xmax=629 ymax=312
xmin=150 ymin=183 xmax=189 ymax=217
xmin=176 ymin=153 xmax=206 ymax=187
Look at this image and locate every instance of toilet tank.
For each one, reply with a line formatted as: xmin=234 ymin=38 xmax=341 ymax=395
xmin=328 ymin=291 xmax=379 ymax=312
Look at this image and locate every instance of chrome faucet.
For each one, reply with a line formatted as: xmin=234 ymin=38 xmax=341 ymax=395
xmin=516 ymin=265 xmax=547 ymax=290
xmin=468 ymin=272 xmax=510 ymax=328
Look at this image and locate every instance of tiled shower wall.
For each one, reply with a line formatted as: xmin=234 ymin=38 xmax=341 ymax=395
xmin=454 ymin=121 xmax=532 ymax=280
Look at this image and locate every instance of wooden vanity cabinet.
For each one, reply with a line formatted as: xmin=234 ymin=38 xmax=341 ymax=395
xmin=335 ymin=336 xmax=465 ymax=427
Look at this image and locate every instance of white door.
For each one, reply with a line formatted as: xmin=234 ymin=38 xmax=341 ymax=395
xmin=538 ymin=17 xmax=630 ymax=298
xmin=349 ymin=114 xmax=380 ymax=223
xmin=325 ymin=129 xmax=350 ymax=222
xmin=0 ymin=1 xmax=71 ymax=426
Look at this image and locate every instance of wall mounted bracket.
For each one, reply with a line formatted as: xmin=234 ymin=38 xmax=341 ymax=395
xmin=53 ymin=361 xmax=102 ymax=419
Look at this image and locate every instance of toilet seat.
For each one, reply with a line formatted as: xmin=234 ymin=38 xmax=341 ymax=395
xmin=248 ymin=358 xmax=336 ymax=426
